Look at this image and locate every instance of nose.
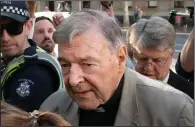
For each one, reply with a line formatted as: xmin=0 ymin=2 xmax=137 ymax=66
xmin=144 ymin=62 xmax=154 ymax=72
xmin=45 ymin=31 xmax=53 ymax=39
xmin=69 ymin=64 xmax=84 ymax=86
xmin=1 ymin=29 xmax=11 ymax=42
xmin=44 ymin=31 xmax=49 ymax=37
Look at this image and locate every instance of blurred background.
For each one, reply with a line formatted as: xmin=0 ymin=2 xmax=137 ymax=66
xmin=34 ymin=0 xmax=194 ymax=72
xmin=35 ymin=0 xmax=194 ymax=28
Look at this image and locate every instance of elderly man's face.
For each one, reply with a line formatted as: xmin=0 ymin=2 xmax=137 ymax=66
xmin=133 ymin=45 xmax=173 ymax=81
xmin=58 ymin=29 xmax=126 ymax=110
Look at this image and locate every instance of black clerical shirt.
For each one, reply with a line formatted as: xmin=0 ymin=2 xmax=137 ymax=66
xmin=79 ymin=76 xmax=124 ymax=126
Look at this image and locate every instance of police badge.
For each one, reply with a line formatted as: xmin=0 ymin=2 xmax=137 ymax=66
xmin=16 ymin=79 xmax=33 ymax=97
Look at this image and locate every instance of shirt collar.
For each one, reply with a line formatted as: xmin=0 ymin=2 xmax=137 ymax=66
xmin=96 ymin=75 xmax=124 ymax=112
xmin=162 ymin=71 xmax=170 ymax=84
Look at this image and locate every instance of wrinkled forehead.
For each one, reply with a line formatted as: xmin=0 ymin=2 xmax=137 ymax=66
xmin=133 ymin=45 xmax=170 ymax=58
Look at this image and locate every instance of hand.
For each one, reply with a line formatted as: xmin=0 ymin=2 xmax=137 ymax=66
xmin=53 ymin=13 xmax=65 ymax=28
xmin=27 ymin=1 xmax=37 ymax=18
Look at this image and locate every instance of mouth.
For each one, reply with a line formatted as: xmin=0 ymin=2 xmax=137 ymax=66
xmin=42 ymin=40 xmax=52 ymax=44
xmin=142 ymin=73 xmax=156 ymax=77
xmin=74 ymin=90 xmax=91 ymax=97
xmin=1 ymin=45 xmax=15 ymax=51
xmin=144 ymin=74 xmax=154 ymax=76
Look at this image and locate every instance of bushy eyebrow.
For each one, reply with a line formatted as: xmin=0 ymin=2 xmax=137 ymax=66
xmin=80 ymin=56 xmax=99 ymax=63
xmin=58 ymin=57 xmax=69 ymax=63
xmin=58 ymin=56 xmax=99 ymax=63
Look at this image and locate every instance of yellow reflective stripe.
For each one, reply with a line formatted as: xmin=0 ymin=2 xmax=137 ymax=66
xmin=2 ymin=91 xmax=5 ymax=101
xmin=2 ymin=68 xmax=17 ymax=85
xmin=1 ymin=60 xmax=24 ymax=85
xmin=36 ymin=47 xmax=46 ymax=52
xmin=59 ymin=73 xmax=63 ymax=89
xmin=1 ymin=56 xmax=25 ymax=100
xmin=2 ymin=47 xmax=64 ymax=100
xmin=1 ymin=64 xmax=18 ymax=84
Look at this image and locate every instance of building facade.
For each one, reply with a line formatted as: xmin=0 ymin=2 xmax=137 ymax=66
xmin=37 ymin=0 xmax=194 ymax=26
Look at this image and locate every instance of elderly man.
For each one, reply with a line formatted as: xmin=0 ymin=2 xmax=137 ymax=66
xmin=40 ymin=10 xmax=193 ymax=126
xmin=127 ymin=17 xmax=193 ymax=99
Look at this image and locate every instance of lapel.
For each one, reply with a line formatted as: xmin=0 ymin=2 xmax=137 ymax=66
xmin=63 ymin=68 xmax=140 ymax=126
xmin=114 ymin=68 xmax=139 ymax=126
xmin=64 ymin=102 xmax=80 ymax=126
xmin=167 ymin=70 xmax=176 ymax=87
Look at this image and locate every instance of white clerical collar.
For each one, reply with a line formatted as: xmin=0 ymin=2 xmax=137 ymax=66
xmin=162 ymin=71 xmax=170 ymax=84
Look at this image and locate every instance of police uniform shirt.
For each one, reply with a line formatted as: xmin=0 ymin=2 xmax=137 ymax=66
xmin=2 ymin=40 xmax=59 ymax=112
xmin=79 ymin=76 xmax=124 ymax=126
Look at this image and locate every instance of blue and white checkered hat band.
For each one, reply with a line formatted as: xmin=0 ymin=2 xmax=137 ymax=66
xmin=1 ymin=5 xmax=28 ymax=16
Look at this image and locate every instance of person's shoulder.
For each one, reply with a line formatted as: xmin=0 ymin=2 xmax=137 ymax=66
xmin=40 ymin=89 xmax=73 ymax=112
xmin=126 ymin=68 xmax=192 ymax=101
xmin=22 ymin=62 xmax=56 ymax=78
xmin=125 ymin=69 xmax=193 ymax=125
xmin=130 ymin=69 xmax=184 ymax=93
xmin=169 ymin=70 xmax=193 ymax=85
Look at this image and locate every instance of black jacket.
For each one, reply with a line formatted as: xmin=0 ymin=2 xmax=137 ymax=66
xmin=168 ymin=70 xmax=194 ymax=99
xmin=175 ymin=53 xmax=194 ymax=83
xmin=2 ymin=40 xmax=59 ymax=112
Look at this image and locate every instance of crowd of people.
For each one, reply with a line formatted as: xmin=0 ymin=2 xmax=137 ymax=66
xmin=1 ymin=1 xmax=194 ymax=126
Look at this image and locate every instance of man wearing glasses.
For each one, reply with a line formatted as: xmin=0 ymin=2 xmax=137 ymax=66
xmin=0 ymin=1 xmax=63 ymax=112
xmin=127 ymin=16 xmax=193 ymax=99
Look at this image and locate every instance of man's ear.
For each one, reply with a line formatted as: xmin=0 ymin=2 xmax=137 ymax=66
xmin=25 ymin=19 xmax=33 ymax=36
xmin=116 ymin=46 xmax=127 ymax=67
xmin=28 ymin=18 xmax=36 ymax=39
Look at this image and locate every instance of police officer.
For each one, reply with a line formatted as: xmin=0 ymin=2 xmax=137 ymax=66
xmin=0 ymin=1 xmax=64 ymax=112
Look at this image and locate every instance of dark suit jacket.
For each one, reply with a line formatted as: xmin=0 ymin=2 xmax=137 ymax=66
xmin=168 ymin=70 xmax=194 ymax=99
xmin=40 ymin=68 xmax=193 ymax=126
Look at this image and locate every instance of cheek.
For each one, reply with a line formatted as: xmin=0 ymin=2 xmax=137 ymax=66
xmin=13 ymin=36 xmax=24 ymax=49
xmin=34 ymin=34 xmax=43 ymax=42
xmin=154 ymin=66 xmax=169 ymax=79
xmin=87 ymin=74 xmax=115 ymax=102
xmin=49 ymin=33 xmax=54 ymax=39
xmin=63 ymin=74 xmax=69 ymax=86
xmin=91 ymin=63 xmax=119 ymax=100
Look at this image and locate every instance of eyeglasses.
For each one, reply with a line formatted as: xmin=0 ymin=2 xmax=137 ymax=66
xmin=1 ymin=20 xmax=26 ymax=36
xmin=133 ymin=55 xmax=170 ymax=68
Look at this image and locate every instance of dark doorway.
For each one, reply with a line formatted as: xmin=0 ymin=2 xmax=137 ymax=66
xmin=49 ymin=1 xmax=54 ymax=11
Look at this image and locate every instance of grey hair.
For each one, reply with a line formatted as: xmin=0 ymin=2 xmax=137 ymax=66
xmin=128 ymin=16 xmax=176 ymax=53
xmin=53 ymin=9 xmax=124 ymax=51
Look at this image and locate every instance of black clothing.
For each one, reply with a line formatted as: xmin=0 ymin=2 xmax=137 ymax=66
xmin=168 ymin=70 xmax=194 ymax=99
xmin=175 ymin=53 xmax=194 ymax=83
xmin=79 ymin=76 xmax=124 ymax=126
xmin=1 ymin=39 xmax=59 ymax=112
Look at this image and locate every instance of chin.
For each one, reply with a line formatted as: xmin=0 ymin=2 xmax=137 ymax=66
xmin=76 ymin=100 xmax=99 ymax=110
xmin=144 ymin=75 xmax=157 ymax=80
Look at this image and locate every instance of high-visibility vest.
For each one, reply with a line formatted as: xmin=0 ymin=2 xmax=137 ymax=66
xmin=1 ymin=46 xmax=64 ymax=100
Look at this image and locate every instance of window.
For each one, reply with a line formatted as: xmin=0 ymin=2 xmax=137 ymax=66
xmin=48 ymin=1 xmax=54 ymax=11
xmin=65 ymin=1 xmax=71 ymax=11
xmin=148 ymin=0 xmax=157 ymax=8
xmin=127 ymin=1 xmax=132 ymax=9
xmin=174 ymin=1 xmax=184 ymax=8
xmin=83 ymin=1 xmax=90 ymax=8
xmin=57 ymin=1 xmax=71 ymax=12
